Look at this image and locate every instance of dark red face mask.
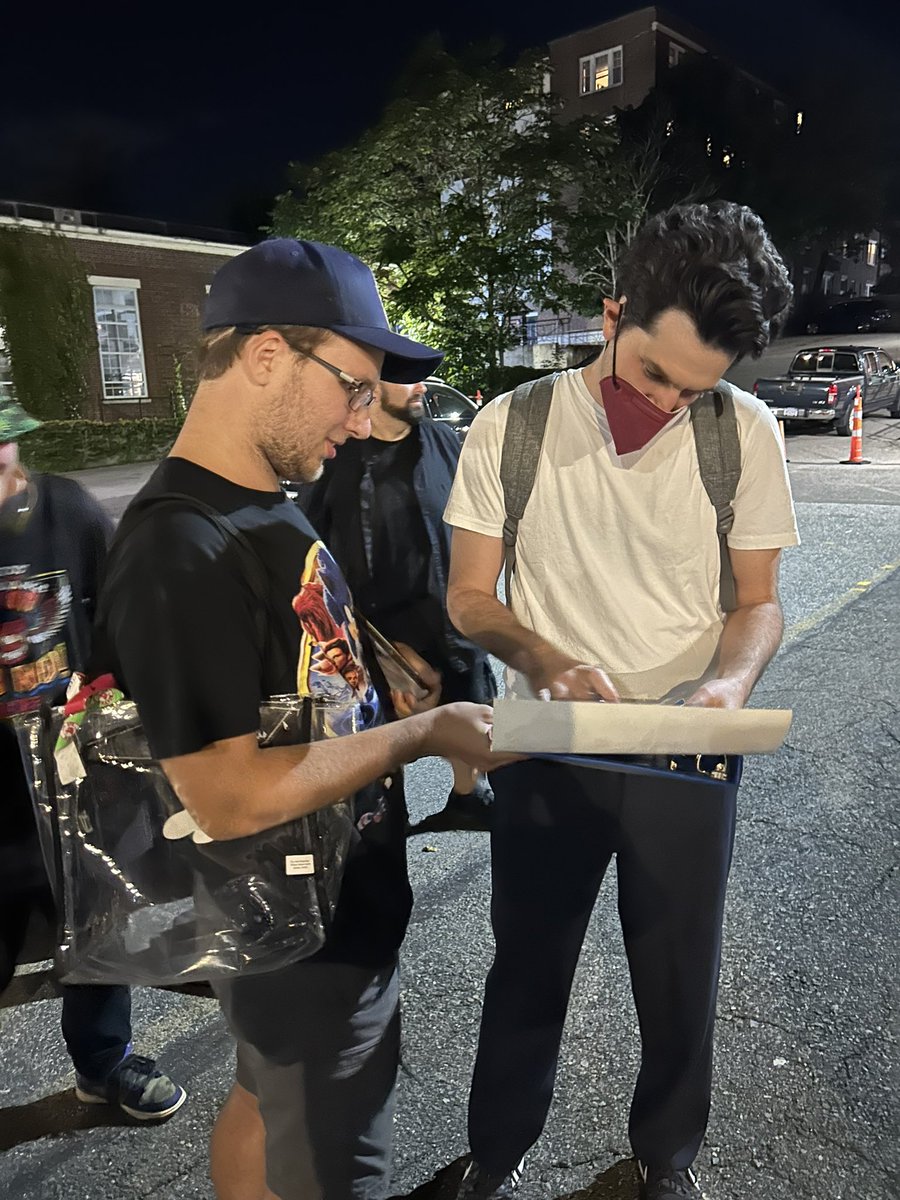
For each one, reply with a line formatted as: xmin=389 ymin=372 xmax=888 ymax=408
xmin=599 ymin=310 xmax=680 ymax=455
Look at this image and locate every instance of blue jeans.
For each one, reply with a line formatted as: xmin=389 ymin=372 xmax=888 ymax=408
xmin=0 ymin=880 xmax=133 ymax=1080
xmin=61 ymin=983 xmax=132 ymax=1079
xmin=1 ymin=721 xmax=133 ymax=1082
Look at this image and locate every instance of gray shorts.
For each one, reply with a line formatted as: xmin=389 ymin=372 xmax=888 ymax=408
xmin=214 ymin=960 xmax=400 ymax=1200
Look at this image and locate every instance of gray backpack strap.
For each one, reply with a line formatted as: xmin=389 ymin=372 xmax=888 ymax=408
xmin=499 ymin=373 xmax=558 ymax=603
xmin=690 ymin=382 xmax=742 ymax=612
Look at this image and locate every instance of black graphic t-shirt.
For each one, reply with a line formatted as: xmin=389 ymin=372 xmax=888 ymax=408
xmin=98 ymin=457 xmax=411 ymax=967
xmin=0 ymin=476 xmax=111 ymax=719
xmin=0 ymin=475 xmax=111 ymax=877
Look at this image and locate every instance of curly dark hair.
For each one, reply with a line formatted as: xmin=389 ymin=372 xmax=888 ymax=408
xmin=615 ymin=201 xmax=794 ymax=361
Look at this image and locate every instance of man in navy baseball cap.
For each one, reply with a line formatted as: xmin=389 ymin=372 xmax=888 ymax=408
xmin=203 ymin=238 xmax=443 ymax=384
xmin=96 ymin=237 xmax=514 ymax=1200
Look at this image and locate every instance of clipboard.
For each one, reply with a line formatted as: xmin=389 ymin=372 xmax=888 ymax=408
xmin=491 ymin=699 xmax=793 ymax=755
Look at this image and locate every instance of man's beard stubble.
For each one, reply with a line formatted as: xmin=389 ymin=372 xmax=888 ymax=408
xmin=383 ymin=395 xmax=424 ymax=426
xmin=259 ymin=373 xmax=324 ymax=484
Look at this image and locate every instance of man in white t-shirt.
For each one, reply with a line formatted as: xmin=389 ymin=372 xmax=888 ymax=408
xmin=444 ymin=202 xmax=798 ymax=1200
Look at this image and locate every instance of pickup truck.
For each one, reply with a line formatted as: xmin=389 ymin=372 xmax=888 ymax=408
xmin=753 ymin=345 xmax=900 ymax=435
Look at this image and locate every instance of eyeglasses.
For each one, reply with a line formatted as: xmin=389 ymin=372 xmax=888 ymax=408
xmin=295 ymin=349 xmax=377 ymax=411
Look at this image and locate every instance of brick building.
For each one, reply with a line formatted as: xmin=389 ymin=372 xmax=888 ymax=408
xmin=548 ymin=5 xmax=788 ymax=126
xmin=0 ymin=201 xmax=248 ymax=420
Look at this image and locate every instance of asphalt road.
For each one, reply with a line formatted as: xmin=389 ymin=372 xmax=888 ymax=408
xmin=3 ymin=440 xmax=898 ymax=1200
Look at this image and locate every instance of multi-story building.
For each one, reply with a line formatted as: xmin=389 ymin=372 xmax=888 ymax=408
xmin=0 ymin=200 xmax=248 ymax=420
xmin=548 ymin=5 xmax=788 ymax=127
xmin=505 ymin=6 xmax=800 ymax=370
xmin=792 ymin=233 xmax=888 ymax=303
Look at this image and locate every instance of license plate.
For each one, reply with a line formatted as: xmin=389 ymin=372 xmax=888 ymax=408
xmin=771 ymin=407 xmax=801 ymax=418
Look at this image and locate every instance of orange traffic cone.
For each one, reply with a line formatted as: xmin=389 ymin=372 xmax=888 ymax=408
xmin=841 ymin=385 xmax=870 ymax=465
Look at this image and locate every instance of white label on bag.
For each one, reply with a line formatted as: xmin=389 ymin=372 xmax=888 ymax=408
xmin=285 ymin=854 xmax=315 ymax=876
xmin=55 ymin=739 xmax=86 ymax=785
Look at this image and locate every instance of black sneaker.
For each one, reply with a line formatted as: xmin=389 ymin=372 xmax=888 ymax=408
xmin=408 ymin=780 xmax=494 ymax=835
xmin=75 ymin=1052 xmax=187 ymax=1121
xmin=637 ymin=1161 xmax=708 ymax=1199
xmin=455 ymin=1156 xmax=525 ymax=1199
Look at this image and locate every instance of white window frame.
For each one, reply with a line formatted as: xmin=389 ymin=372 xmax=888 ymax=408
xmin=0 ymin=326 xmax=14 ymax=404
xmin=668 ymin=41 xmax=687 ymax=67
xmin=579 ymin=46 xmax=623 ymax=95
xmin=89 ymin=276 xmax=149 ymax=403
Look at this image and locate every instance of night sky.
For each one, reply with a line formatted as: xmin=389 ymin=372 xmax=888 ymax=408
xmin=2 ymin=0 xmax=897 ymax=235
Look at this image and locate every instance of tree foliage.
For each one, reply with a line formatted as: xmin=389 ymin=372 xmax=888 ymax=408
xmin=546 ymin=112 xmax=674 ymax=315
xmin=0 ymin=228 xmax=95 ymax=419
xmin=272 ymin=41 xmax=629 ymax=390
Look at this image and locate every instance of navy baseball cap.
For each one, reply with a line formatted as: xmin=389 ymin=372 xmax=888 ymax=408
xmin=203 ymin=238 xmax=444 ymax=383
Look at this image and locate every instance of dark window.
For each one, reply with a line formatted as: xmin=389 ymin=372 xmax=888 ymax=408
xmin=790 ymin=351 xmax=860 ymax=374
xmin=425 ymin=384 xmax=477 ymax=423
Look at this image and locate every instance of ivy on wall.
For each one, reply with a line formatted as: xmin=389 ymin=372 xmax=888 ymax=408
xmin=18 ymin=418 xmax=182 ymax=473
xmin=0 ymin=228 xmax=96 ymax=420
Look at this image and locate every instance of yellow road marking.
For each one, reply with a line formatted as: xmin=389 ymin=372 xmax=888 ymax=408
xmin=783 ymin=559 xmax=900 ymax=647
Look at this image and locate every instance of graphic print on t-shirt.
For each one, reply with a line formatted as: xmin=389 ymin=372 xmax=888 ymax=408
xmin=0 ymin=565 xmax=72 ymax=717
xmin=292 ymin=541 xmax=388 ymax=833
xmin=292 ymin=541 xmax=372 ymax=706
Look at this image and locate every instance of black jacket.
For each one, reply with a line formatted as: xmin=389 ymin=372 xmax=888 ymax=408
xmin=297 ymin=420 xmax=488 ymax=678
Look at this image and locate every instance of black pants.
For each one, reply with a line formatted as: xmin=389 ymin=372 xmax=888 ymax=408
xmin=469 ymin=758 xmax=739 ymax=1174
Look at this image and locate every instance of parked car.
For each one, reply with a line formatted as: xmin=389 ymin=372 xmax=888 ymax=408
xmin=804 ymin=299 xmax=895 ymax=335
xmin=423 ymin=377 xmax=479 ymax=440
xmin=754 ymin=345 xmax=900 ymax=435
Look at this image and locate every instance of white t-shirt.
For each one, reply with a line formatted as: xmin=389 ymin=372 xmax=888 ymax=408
xmin=444 ymin=368 xmax=800 ymax=701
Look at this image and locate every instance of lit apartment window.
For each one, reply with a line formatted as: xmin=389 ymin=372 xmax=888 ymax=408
xmin=796 ymin=110 xmax=804 ymax=133
xmin=668 ymin=41 xmax=687 ymax=67
xmin=89 ymin=277 xmax=148 ymax=401
xmin=866 ymin=239 xmax=878 ymax=267
xmin=579 ymin=46 xmax=623 ymax=95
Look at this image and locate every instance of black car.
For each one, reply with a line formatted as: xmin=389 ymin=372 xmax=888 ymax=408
xmin=423 ymin=378 xmax=479 ymax=440
xmin=805 ymin=299 xmax=895 ymax=335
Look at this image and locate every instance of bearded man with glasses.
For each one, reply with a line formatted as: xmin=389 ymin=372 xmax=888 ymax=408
xmin=96 ymin=239 xmax=519 ymax=1200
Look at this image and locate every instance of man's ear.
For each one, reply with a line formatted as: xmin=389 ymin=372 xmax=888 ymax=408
xmin=601 ymin=296 xmax=624 ymax=342
xmin=240 ymin=330 xmax=287 ymax=386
